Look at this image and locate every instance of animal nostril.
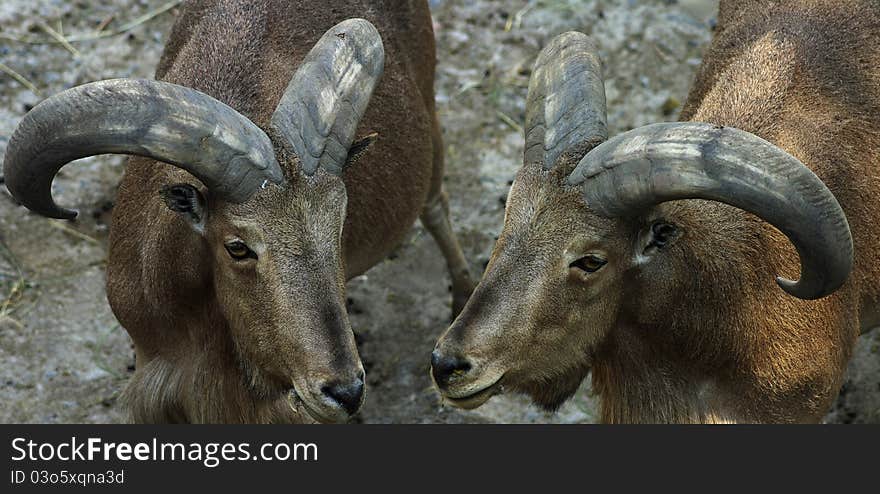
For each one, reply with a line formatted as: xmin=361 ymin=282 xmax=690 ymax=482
xmin=321 ymin=378 xmax=365 ymax=416
xmin=430 ymin=349 xmax=472 ymax=386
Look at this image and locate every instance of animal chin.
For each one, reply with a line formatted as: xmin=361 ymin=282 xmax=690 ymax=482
xmin=528 ymin=388 xmax=579 ymax=412
xmin=442 ymin=378 xmax=504 ymax=410
xmin=287 ymin=388 xmax=349 ymax=424
xmin=520 ymin=369 xmax=590 ymax=412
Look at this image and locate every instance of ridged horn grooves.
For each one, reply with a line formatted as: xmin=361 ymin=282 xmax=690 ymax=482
xmin=524 ymin=31 xmax=608 ymax=169
xmin=567 ymin=122 xmax=853 ymax=300
xmin=270 ymin=18 xmax=385 ymax=176
xmin=2 ymin=78 xmax=282 ymax=219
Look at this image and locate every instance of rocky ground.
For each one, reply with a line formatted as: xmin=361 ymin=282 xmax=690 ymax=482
xmin=1 ymin=0 xmax=877 ymax=423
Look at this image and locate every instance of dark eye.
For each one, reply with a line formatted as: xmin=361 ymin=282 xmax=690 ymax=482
xmin=571 ymin=255 xmax=607 ymax=274
xmin=224 ymin=240 xmax=256 ymax=261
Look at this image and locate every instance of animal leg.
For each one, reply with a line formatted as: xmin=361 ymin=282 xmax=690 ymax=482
xmin=421 ymin=188 xmax=475 ymax=317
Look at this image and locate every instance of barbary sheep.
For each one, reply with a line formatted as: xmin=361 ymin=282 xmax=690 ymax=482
xmin=431 ymin=0 xmax=878 ymax=423
xmin=4 ymin=0 xmax=473 ymax=423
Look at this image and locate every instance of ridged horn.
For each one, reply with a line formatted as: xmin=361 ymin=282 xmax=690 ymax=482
xmin=567 ymin=122 xmax=853 ymax=300
xmin=524 ymin=31 xmax=607 ymax=169
xmin=270 ymin=18 xmax=384 ymax=176
xmin=3 ymin=78 xmax=282 ymax=220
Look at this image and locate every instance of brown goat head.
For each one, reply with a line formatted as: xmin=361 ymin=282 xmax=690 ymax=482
xmin=175 ymin=161 xmax=364 ymax=423
xmin=431 ymin=30 xmax=854 ymax=415
xmin=3 ymin=19 xmax=384 ymax=423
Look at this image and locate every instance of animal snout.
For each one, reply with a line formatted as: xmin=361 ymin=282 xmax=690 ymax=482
xmin=430 ymin=349 xmax=472 ymax=387
xmin=320 ymin=373 xmax=365 ymax=416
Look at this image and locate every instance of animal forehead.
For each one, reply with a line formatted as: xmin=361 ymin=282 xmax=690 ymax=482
xmin=218 ymin=185 xmax=294 ymax=218
xmin=505 ymin=167 xmax=612 ymax=238
xmin=217 ymin=181 xmax=345 ymax=230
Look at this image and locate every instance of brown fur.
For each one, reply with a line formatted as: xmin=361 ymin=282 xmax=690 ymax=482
xmin=434 ymin=0 xmax=880 ymax=423
xmin=109 ymin=0 xmax=473 ymax=423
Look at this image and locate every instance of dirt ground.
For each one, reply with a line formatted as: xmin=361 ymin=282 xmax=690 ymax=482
xmin=1 ymin=0 xmax=877 ymax=424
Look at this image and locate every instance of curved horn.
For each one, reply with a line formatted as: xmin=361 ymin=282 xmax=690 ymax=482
xmin=271 ymin=18 xmax=384 ymax=176
xmin=3 ymin=78 xmax=283 ymax=220
xmin=524 ymin=31 xmax=607 ymax=169
xmin=567 ymin=122 xmax=853 ymax=300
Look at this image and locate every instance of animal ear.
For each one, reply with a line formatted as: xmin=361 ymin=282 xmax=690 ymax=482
xmin=343 ymin=132 xmax=379 ymax=170
xmin=160 ymin=183 xmax=207 ymax=233
xmin=637 ymin=220 xmax=681 ymax=260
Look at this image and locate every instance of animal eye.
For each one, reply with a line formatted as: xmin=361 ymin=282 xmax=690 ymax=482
xmin=571 ymin=255 xmax=607 ymax=274
xmin=224 ymin=240 xmax=256 ymax=261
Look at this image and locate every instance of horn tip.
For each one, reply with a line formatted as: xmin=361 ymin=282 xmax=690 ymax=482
xmin=334 ymin=18 xmax=383 ymax=44
xmin=775 ymin=276 xmax=838 ymax=301
xmin=539 ymin=31 xmax=598 ymax=58
xmin=326 ymin=18 xmax=385 ymax=76
xmin=32 ymin=207 xmax=78 ymax=221
xmin=54 ymin=208 xmax=79 ymax=221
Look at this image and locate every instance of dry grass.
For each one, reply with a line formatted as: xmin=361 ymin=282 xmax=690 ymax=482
xmin=0 ymin=238 xmax=27 ymax=329
xmin=0 ymin=62 xmax=42 ymax=97
xmin=0 ymin=1 xmax=181 ymax=45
